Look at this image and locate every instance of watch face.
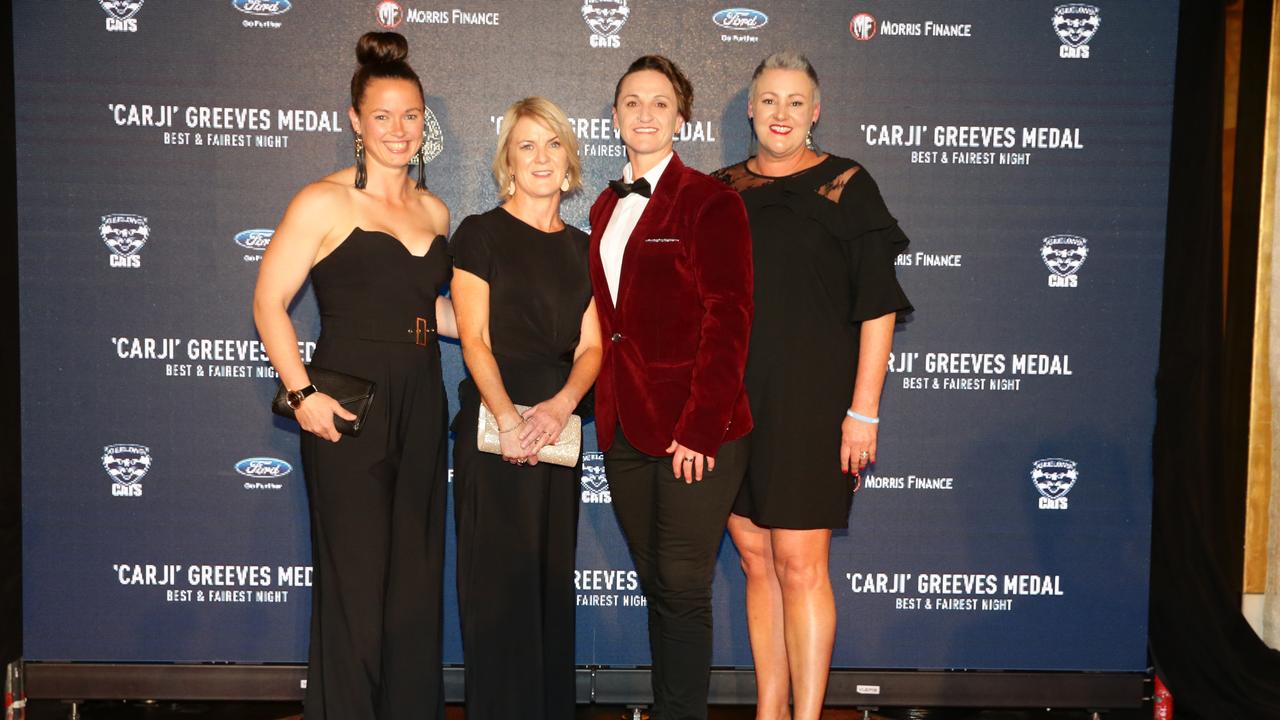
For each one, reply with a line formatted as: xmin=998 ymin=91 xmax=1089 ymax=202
xmin=287 ymin=392 xmax=303 ymax=409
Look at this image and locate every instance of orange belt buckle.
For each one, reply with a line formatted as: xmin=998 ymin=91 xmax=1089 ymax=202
xmin=415 ymin=316 xmax=431 ymax=347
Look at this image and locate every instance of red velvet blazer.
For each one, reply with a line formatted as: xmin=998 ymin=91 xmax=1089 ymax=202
xmin=589 ymin=152 xmax=753 ymax=458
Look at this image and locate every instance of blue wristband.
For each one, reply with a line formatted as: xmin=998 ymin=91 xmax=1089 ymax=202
xmin=846 ymin=409 xmax=879 ymax=424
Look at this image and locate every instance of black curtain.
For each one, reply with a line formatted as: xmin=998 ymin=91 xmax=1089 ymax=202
xmin=1 ymin=3 xmax=23 ymax=670
xmin=1149 ymin=0 xmax=1280 ymax=717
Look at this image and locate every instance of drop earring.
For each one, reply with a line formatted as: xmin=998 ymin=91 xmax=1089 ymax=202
xmin=805 ymin=126 xmax=816 ymax=151
xmin=354 ymin=133 xmax=367 ymax=189
xmin=561 ymin=173 xmax=571 ymax=193
xmin=414 ymin=143 xmax=427 ymax=191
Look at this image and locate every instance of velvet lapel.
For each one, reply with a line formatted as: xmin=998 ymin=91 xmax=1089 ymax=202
xmin=589 ymin=188 xmax=622 ymax=317
xmin=616 ymin=152 xmax=685 ymax=309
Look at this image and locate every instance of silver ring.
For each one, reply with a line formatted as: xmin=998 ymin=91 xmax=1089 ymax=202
xmin=683 ymin=458 xmax=694 ymax=463
xmin=859 ymin=451 xmax=869 ymax=458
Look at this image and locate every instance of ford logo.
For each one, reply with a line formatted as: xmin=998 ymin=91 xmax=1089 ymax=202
xmin=234 ymin=228 xmax=274 ymax=251
xmin=235 ymin=457 xmax=293 ymax=478
xmin=233 ymin=0 xmax=292 ymax=16
xmin=713 ymin=8 xmax=767 ymax=31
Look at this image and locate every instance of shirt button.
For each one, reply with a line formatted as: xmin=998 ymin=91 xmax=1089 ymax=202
xmin=611 ymin=333 xmax=623 ymax=343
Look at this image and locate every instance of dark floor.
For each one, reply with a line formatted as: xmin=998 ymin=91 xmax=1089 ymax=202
xmin=19 ymin=700 xmax=1150 ymax=719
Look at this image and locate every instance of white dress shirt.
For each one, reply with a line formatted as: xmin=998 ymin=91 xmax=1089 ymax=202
xmin=600 ymin=151 xmax=674 ymax=305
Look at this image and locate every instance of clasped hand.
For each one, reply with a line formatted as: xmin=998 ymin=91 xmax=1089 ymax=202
xmin=500 ymin=396 xmax=573 ymax=466
xmin=296 ymin=392 xmax=357 ymax=443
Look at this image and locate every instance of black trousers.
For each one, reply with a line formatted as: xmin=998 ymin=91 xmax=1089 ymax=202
xmin=452 ymin=399 xmax=579 ymax=720
xmin=605 ymin=428 xmax=749 ymax=720
xmin=298 ymin=343 xmax=448 ymax=720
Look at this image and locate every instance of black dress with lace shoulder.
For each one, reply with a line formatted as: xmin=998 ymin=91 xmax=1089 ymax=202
xmin=711 ymin=155 xmax=912 ymax=529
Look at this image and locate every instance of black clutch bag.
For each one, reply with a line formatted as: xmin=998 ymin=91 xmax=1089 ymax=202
xmin=271 ymin=366 xmax=376 ymax=437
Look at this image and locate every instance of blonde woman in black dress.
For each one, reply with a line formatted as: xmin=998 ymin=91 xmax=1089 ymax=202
xmin=713 ymin=51 xmax=912 ymax=720
xmin=450 ymin=96 xmax=601 ymax=720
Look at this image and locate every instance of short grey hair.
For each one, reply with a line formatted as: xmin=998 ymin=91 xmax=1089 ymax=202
xmin=748 ymin=50 xmax=821 ymax=107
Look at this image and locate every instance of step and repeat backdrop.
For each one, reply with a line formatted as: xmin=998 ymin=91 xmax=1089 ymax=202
xmin=18 ymin=1 xmax=1177 ymax=672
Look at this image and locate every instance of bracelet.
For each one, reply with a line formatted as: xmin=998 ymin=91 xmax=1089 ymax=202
xmin=846 ymin=409 xmax=879 ymax=424
xmin=498 ymin=419 xmax=525 ymax=434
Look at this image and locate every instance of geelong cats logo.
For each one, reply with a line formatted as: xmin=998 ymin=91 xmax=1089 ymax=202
xmin=100 ymin=0 xmax=143 ymax=20
xmin=101 ymin=214 xmax=150 ymax=268
xmin=580 ymin=452 xmax=611 ymax=503
xmin=415 ymin=104 xmax=444 ymax=165
xmin=1052 ymin=4 xmax=1100 ymax=59
xmin=103 ymin=444 xmax=152 ymax=496
xmin=582 ymin=0 xmax=630 ymax=48
xmin=1031 ymin=458 xmax=1077 ymax=510
xmin=100 ymin=0 xmax=143 ymax=31
xmin=1040 ymin=234 xmax=1088 ymax=288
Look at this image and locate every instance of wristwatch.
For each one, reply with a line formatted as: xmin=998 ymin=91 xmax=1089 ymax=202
xmin=286 ymin=384 xmax=319 ymax=409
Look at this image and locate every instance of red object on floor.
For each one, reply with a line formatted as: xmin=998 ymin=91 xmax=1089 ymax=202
xmin=1153 ymin=675 xmax=1173 ymax=719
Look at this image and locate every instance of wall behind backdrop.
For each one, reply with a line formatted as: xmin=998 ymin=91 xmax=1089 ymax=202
xmin=17 ymin=0 xmax=1177 ymax=673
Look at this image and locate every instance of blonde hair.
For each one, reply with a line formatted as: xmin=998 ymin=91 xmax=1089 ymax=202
xmin=748 ymin=50 xmax=821 ymax=107
xmin=492 ymin=97 xmax=583 ymax=197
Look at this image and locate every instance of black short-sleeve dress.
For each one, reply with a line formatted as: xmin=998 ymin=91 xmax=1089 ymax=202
xmin=712 ymin=155 xmax=913 ymax=529
xmin=448 ymin=206 xmax=591 ymax=720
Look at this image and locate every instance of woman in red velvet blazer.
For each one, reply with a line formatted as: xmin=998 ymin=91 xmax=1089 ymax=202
xmin=588 ymin=55 xmax=753 ymax=720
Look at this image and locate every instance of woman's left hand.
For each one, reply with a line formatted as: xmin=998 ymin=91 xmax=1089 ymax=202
xmin=841 ymin=415 xmax=878 ymax=475
xmin=518 ymin=396 xmax=573 ymax=465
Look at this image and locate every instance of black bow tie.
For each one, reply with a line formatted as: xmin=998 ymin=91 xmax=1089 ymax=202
xmin=609 ymin=177 xmax=652 ymax=199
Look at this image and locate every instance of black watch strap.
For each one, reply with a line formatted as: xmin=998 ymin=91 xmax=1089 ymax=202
xmin=286 ymin=384 xmax=319 ymax=409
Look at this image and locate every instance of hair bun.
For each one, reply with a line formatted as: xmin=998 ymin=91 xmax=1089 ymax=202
xmin=356 ymin=31 xmax=409 ymax=66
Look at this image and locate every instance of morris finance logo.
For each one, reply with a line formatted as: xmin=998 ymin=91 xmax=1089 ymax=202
xmin=375 ymin=0 xmax=403 ymax=28
xmin=100 ymin=0 xmax=143 ymax=32
xmin=582 ymin=0 xmax=630 ymax=48
xmin=580 ymin=451 xmax=611 ymax=503
xmin=233 ymin=0 xmax=292 ymax=16
xmin=235 ymin=228 xmax=273 ymax=263
xmin=101 ymin=214 xmax=150 ymax=268
xmin=1031 ymin=458 xmax=1077 ymax=510
xmin=103 ymin=444 xmax=152 ymax=497
xmin=1053 ymin=4 xmax=1100 ymax=59
xmin=850 ymin=12 xmax=877 ymax=41
xmin=1040 ymin=234 xmax=1088 ymax=287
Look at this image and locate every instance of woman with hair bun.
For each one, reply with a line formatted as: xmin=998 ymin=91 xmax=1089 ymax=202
xmin=253 ymin=31 xmax=452 ymax=720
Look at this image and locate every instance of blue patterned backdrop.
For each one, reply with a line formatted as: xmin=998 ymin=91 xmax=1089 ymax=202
xmin=17 ymin=0 xmax=1176 ymax=673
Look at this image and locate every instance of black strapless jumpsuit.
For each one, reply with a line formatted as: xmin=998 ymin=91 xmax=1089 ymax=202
xmin=299 ymin=228 xmax=450 ymax=720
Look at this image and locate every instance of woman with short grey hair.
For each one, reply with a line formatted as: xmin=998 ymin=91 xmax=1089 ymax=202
xmin=714 ymin=51 xmax=912 ymax=719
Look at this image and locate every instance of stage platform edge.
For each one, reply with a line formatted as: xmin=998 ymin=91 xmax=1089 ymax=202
xmin=15 ymin=662 xmax=1147 ymax=709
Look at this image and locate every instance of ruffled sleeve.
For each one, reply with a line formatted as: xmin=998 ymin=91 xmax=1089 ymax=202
xmin=448 ymin=214 xmax=492 ymax=281
xmin=841 ymin=167 xmax=913 ymax=321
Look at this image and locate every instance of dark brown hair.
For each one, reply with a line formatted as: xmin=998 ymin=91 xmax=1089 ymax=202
xmin=613 ymin=55 xmax=693 ymax=121
xmin=350 ymin=32 xmax=424 ymax=111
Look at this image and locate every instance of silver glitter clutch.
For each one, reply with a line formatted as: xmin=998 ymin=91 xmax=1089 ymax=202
xmin=477 ymin=402 xmax=583 ymax=467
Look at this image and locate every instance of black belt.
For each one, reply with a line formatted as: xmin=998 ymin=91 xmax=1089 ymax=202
xmin=321 ymin=315 xmax=437 ymax=346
